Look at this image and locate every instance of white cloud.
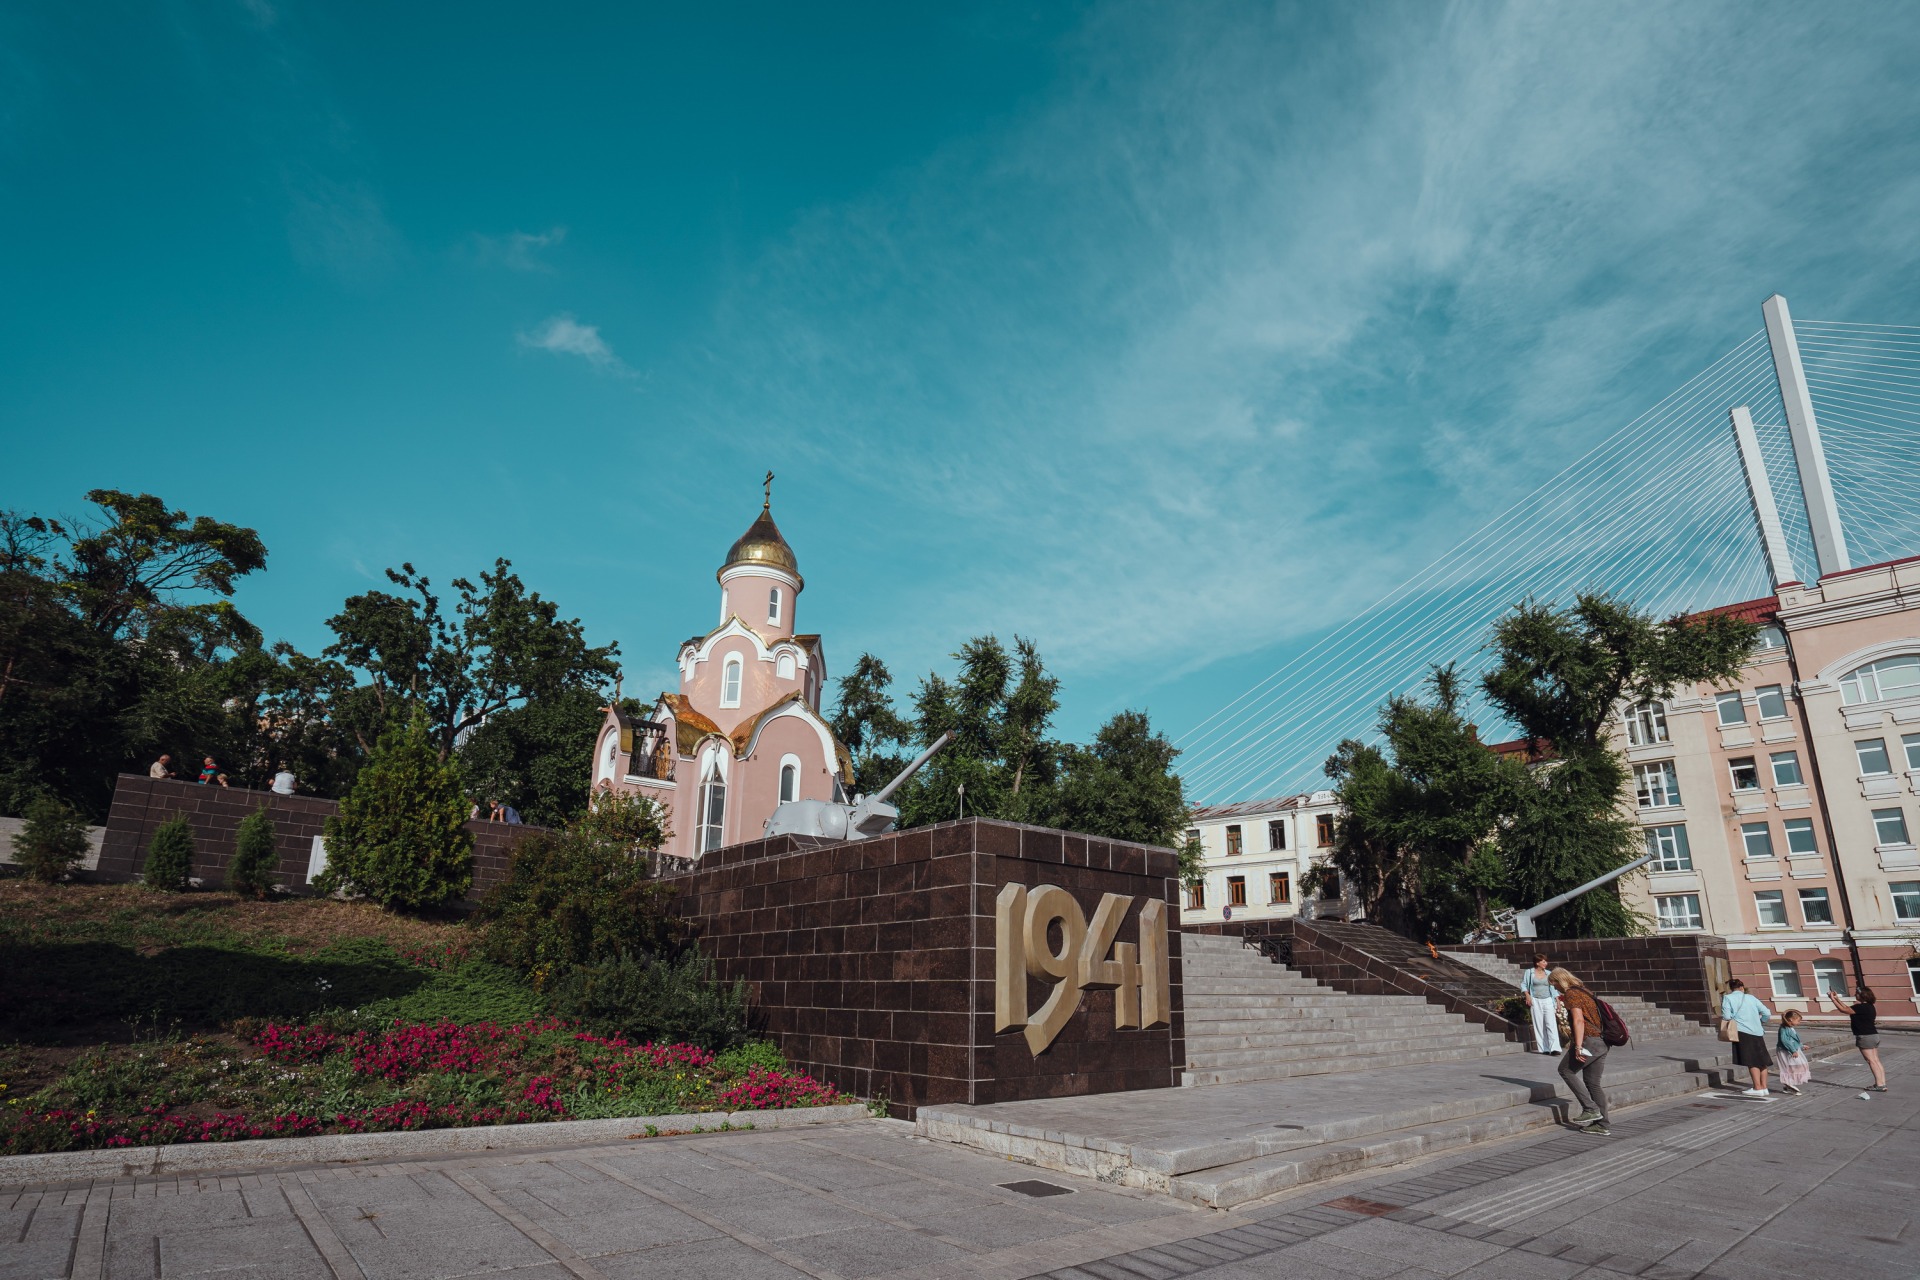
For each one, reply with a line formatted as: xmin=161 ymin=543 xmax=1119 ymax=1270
xmin=517 ymin=313 xmax=628 ymax=374
xmin=285 ymin=173 xmax=402 ymax=285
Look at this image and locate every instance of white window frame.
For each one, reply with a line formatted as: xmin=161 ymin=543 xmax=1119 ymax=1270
xmin=777 ymin=752 xmax=802 ymax=804
xmin=1225 ymin=825 xmax=1243 ymax=857
xmin=1767 ymin=960 xmax=1802 ymax=998
xmin=1841 ymin=654 xmax=1920 ymax=706
xmin=1755 ymin=625 xmax=1787 ymax=652
xmin=721 ymin=655 xmax=744 ymax=708
xmin=1856 ymin=738 xmax=1892 ymax=777
xmin=1904 ymin=733 xmax=1920 ymax=772
xmin=768 ymin=587 xmax=782 ymax=626
xmin=1754 ymin=890 xmax=1788 ymax=928
xmin=1715 ymin=691 xmax=1748 ymax=726
xmin=1754 ymin=685 xmax=1788 ymax=721
xmin=1770 ymin=751 xmax=1803 ymax=787
xmin=1226 ymin=875 xmax=1248 ymax=907
xmin=1267 ymin=819 xmax=1287 ymax=851
xmin=1812 ymin=958 xmax=1849 ymax=998
xmin=1907 ymin=959 xmax=1920 ymax=999
xmin=1797 ymin=887 xmax=1833 ymax=925
xmin=1635 ymin=762 xmax=1682 ymax=809
xmin=1645 ymin=824 xmax=1692 ymax=872
xmin=698 ymin=756 xmax=728 ymax=854
xmin=1655 ymin=894 xmax=1702 ymax=931
xmin=1740 ymin=822 xmax=1775 ymax=860
xmin=1890 ymin=880 xmax=1920 ymax=922
xmin=1782 ymin=818 xmax=1818 ymax=856
xmin=1728 ymin=757 xmax=1760 ymax=793
xmin=1872 ymin=808 xmax=1912 ymax=847
xmin=1626 ymin=700 xmax=1669 ymax=746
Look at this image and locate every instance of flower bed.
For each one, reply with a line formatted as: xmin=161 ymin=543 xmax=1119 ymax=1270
xmin=1 ymin=1019 xmax=838 ymax=1156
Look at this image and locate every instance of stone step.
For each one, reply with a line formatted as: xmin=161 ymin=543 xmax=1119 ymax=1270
xmin=1188 ymin=1021 xmax=1502 ymax=1049
xmin=1182 ymin=1039 xmax=1522 ymax=1086
xmin=1184 ymin=1015 xmax=1491 ymax=1041
xmin=1188 ymin=1030 xmax=1503 ymax=1068
xmin=1184 ymin=992 xmax=1436 ymax=1010
xmin=1181 ymin=977 xmax=1337 ymax=995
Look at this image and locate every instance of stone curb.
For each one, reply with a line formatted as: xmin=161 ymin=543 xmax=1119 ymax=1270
xmin=0 ymin=1102 xmax=873 ymax=1187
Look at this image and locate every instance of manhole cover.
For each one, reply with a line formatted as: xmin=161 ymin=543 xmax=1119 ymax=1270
xmin=1000 ymin=1179 xmax=1075 ymax=1198
xmin=1321 ymin=1196 xmax=1402 ymax=1217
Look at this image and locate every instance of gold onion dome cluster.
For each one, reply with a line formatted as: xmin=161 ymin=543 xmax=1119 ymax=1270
xmin=719 ymin=503 xmax=801 ymax=585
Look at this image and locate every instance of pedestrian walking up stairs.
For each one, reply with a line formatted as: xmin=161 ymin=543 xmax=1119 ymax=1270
xmin=1182 ymin=934 xmax=1523 ymax=1085
xmin=1440 ymin=949 xmax=1704 ymax=1043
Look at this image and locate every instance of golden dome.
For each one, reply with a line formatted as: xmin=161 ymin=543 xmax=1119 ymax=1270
xmin=719 ymin=502 xmax=801 ymax=585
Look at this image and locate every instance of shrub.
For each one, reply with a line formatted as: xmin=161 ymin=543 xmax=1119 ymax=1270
xmin=14 ymin=796 xmax=91 ymax=883
xmin=228 ymin=809 xmax=278 ymax=899
xmin=479 ymin=792 xmax=678 ymax=984
xmin=142 ymin=816 xmax=195 ymax=892
xmin=317 ymin=714 xmax=472 ymax=912
xmin=546 ymin=953 xmax=753 ymax=1051
xmin=714 ymin=1040 xmax=787 ymax=1077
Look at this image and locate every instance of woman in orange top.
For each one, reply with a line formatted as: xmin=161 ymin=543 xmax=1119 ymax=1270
xmin=1550 ymin=968 xmax=1611 ymax=1136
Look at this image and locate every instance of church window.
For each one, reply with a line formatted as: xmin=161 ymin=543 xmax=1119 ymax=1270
xmin=780 ymin=763 xmax=798 ymax=803
xmin=699 ymin=766 xmax=727 ymax=853
xmin=768 ymin=588 xmax=782 ymax=625
xmin=722 ymin=656 xmax=743 ymax=707
xmin=777 ymin=653 xmax=796 ymax=680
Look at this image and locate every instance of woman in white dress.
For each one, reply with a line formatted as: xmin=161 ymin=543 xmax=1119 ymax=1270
xmin=1521 ymin=953 xmax=1560 ymax=1054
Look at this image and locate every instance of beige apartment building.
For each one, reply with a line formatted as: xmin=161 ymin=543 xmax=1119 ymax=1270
xmin=1183 ymin=791 xmax=1345 ymax=926
xmin=1610 ymin=295 xmax=1918 ymax=1024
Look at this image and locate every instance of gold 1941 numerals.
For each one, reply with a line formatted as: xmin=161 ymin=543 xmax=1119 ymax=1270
xmin=993 ymin=883 xmax=1171 ymax=1054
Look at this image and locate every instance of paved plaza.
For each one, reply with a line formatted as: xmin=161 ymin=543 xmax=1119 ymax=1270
xmin=2 ymin=1038 xmax=1911 ymax=1280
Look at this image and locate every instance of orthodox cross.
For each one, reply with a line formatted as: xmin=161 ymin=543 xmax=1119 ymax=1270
xmin=763 ymin=470 xmax=774 ymax=509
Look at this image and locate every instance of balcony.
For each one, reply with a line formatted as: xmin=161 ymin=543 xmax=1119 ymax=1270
xmin=624 ymin=739 xmax=676 ymax=784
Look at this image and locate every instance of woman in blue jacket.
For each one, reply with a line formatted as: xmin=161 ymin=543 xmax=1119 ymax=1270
xmin=1721 ymin=978 xmax=1774 ymax=1098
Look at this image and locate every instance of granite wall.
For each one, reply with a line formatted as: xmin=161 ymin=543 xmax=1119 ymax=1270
xmin=668 ymin=817 xmax=1185 ymax=1118
xmin=1444 ymin=934 xmax=1728 ymax=1027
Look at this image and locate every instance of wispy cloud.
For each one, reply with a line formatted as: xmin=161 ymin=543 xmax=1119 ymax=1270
xmin=284 ymin=172 xmax=402 ymax=285
xmin=517 ymin=313 xmax=630 ymax=375
xmin=471 ymin=226 xmax=567 ymax=272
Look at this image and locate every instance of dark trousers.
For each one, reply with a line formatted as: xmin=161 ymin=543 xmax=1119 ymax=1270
xmin=1559 ymin=1036 xmax=1609 ymax=1117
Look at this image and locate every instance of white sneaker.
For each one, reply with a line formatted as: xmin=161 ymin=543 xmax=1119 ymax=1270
xmin=1741 ymin=1088 xmax=1770 ymax=1098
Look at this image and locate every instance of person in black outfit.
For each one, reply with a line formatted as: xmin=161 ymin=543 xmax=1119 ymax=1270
xmin=1831 ymin=987 xmax=1887 ymax=1090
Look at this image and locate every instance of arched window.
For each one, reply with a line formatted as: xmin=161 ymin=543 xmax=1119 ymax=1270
xmin=768 ymin=587 xmax=782 ymax=625
xmin=597 ymin=732 xmax=618 ymax=782
xmin=1841 ymin=654 xmax=1920 ymax=705
xmin=776 ymin=652 xmax=796 ymax=680
xmin=1625 ymin=700 xmax=1668 ymax=746
xmin=721 ymin=656 xmax=743 ymax=707
xmin=699 ymin=761 xmax=727 ymax=853
xmin=780 ymin=762 xmax=798 ymax=803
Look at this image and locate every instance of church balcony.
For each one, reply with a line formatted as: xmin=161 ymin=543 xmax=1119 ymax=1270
xmin=625 ymin=742 xmax=676 ymax=784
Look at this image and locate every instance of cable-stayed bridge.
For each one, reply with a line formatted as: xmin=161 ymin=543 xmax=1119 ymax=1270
xmin=1177 ymin=300 xmax=1920 ymax=806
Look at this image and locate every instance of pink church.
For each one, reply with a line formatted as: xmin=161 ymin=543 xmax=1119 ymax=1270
xmin=590 ymin=497 xmax=854 ymax=859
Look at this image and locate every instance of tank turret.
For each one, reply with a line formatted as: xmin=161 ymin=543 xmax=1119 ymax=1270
xmin=762 ymin=733 xmax=951 ymax=841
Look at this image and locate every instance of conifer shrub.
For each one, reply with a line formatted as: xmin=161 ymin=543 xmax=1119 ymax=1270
xmin=14 ymin=796 xmax=92 ymax=883
xmin=228 ymin=808 xmax=279 ymax=899
xmin=142 ymin=816 xmax=195 ymax=892
xmin=546 ymin=952 xmax=753 ymax=1051
xmin=316 ymin=715 xmax=472 ymax=912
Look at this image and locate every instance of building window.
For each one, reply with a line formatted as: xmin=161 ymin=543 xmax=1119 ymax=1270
xmin=1655 ymin=894 xmax=1702 ymax=930
xmin=1755 ymin=624 xmax=1787 ymax=651
xmin=1317 ymin=814 xmax=1335 ymax=846
xmin=1798 ymin=887 xmax=1833 ymax=925
xmin=1754 ymin=685 xmax=1788 ymax=720
xmin=1227 ymin=876 xmax=1248 ymax=907
xmin=1812 ymin=958 xmax=1848 ymax=998
xmin=698 ymin=769 xmax=727 ymax=853
xmin=721 ymin=656 xmax=743 ymax=707
xmin=1754 ymin=890 xmax=1788 ymax=928
xmin=1740 ymin=822 xmax=1774 ymax=860
xmin=1636 ymin=762 xmax=1682 ymax=808
xmin=1783 ymin=818 xmax=1818 ymax=856
xmin=1856 ymin=738 xmax=1892 ymax=776
xmin=1716 ymin=691 xmax=1747 ymax=726
xmin=1319 ymin=873 xmax=1340 ymax=902
xmin=1872 ymin=808 xmax=1912 ymax=847
xmin=1840 ymin=654 xmax=1920 ymax=705
xmin=1728 ymin=757 xmax=1760 ymax=792
xmin=1185 ymin=827 xmax=1201 ymax=845
xmin=1226 ymin=825 xmax=1243 ymax=857
xmin=1187 ymin=882 xmax=1206 ymax=911
xmin=768 ymin=587 xmax=782 ymax=625
xmin=1626 ymin=700 xmax=1669 ymax=746
xmin=1645 ymin=824 xmax=1692 ymax=872
xmin=1767 ymin=960 xmax=1802 ymax=999
xmin=1269 ymin=872 xmax=1292 ymax=904
xmin=777 ymin=652 xmax=796 ymax=680
xmin=1905 ymin=733 xmax=1920 ymax=771
xmin=1908 ymin=959 xmax=1920 ymax=998
xmin=1770 ymin=752 xmax=1803 ymax=787
xmin=1268 ymin=819 xmax=1287 ymax=851
xmin=1890 ymin=880 xmax=1920 ymax=922
xmin=779 ymin=763 xmax=798 ymax=804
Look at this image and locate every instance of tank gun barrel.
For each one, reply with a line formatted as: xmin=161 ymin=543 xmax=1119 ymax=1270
xmin=870 ymin=732 xmax=951 ymax=804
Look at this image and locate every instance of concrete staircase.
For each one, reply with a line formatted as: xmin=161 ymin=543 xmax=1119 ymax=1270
xmin=1441 ymin=949 xmax=1704 ymax=1043
xmin=1182 ymin=934 xmax=1523 ymax=1085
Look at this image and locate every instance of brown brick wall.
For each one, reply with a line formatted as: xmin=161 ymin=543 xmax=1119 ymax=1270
xmin=669 ymin=817 xmax=1185 ymax=1118
xmin=96 ymin=774 xmax=539 ymax=898
xmin=1449 ymin=935 xmax=1729 ymax=1026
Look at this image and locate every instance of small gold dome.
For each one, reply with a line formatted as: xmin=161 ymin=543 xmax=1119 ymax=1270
xmin=719 ymin=502 xmax=801 ymax=585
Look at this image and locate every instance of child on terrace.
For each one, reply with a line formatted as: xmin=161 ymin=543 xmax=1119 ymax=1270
xmin=1776 ymin=1009 xmax=1810 ymax=1095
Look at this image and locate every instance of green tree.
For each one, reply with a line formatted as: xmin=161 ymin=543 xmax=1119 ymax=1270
xmin=1483 ymin=595 xmax=1757 ymax=938
xmin=323 ymin=559 xmax=619 ymax=762
xmin=143 ymin=815 xmax=196 ymax=892
xmin=828 ymin=653 xmax=912 ymax=796
xmin=456 ymin=685 xmax=606 ymax=826
xmin=1047 ymin=710 xmax=1192 ymax=849
xmin=227 ymin=808 xmax=279 ymax=899
xmin=896 ymin=635 xmax=1062 ymax=827
xmin=13 ymin=795 xmax=91 ymax=883
xmin=317 ymin=715 xmax=473 ymax=911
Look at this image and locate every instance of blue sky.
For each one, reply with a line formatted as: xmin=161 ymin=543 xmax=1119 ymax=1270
xmin=7 ymin=2 xmax=1920 ymax=796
